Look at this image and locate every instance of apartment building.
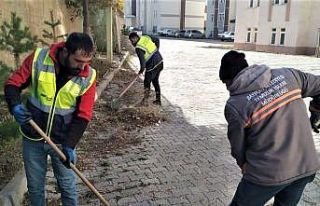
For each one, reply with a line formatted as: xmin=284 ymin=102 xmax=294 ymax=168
xmin=124 ymin=0 xmax=206 ymax=34
xmin=234 ymin=0 xmax=320 ymax=55
xmin=206 ymin=0 xmax=236 ymax=39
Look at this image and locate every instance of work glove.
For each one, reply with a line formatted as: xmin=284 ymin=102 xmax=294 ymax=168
xmin=309 ymin=98 xmax=320 ymax=133
xmin=61 ymin=145 xmax=76 ymax=169
xmin=138 ymin=68 xmax=144 ymax=75
xmin=310 ymin=111 xmax=320 ymax=133
xmin=12 ymin=104 xmax=32 ymax=126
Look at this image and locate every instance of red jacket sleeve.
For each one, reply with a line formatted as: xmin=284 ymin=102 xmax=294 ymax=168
xmin=6 ymin=52 xmax=34 ymax=87
xmin=77 ymin=79 xmax=96 ymax=121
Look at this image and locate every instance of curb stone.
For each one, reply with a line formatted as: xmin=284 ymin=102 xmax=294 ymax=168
xmin=0 ymin=169 xmax=27 ymax=206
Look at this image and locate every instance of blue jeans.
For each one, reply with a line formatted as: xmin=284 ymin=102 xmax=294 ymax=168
xmin=230 ymin=174 xmax=316 ymax=206
xmin=23 ymin=138 xmax=77 ymax=206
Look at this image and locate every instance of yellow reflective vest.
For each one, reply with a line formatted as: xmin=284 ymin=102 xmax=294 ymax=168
xmin=21 ymin=48 xmax=96 ymax=141
xmin=136 ymin=35 xmax=157 ymax=62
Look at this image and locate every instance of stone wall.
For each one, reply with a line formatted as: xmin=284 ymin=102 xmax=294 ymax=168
xmin=0 ymin=0 xmax=82 ymax=68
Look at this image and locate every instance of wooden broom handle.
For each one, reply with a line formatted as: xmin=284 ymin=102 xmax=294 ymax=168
xmin=118 ymin=75 xmax=139 ymax=99
xmin=28 ymin=120 xmax=110 ymax=206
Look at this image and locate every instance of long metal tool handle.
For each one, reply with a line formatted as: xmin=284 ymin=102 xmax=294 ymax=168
xmin=117 ymin=75 xmax=139 ymax=99
xmin=28 ymin=120 xmax=110 ymax=206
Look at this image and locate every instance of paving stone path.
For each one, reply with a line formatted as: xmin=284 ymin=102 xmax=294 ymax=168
xmin=105 ymin=39 xmax=319 ymax=206
xmin=47 ymin=39 xmax=320 ymax=205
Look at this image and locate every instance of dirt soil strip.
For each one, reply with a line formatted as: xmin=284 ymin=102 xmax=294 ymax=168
xmin=96 ymin=52 xmax=129 ymax=99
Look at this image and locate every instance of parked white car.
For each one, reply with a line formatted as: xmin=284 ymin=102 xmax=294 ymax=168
xmin=189 ymin=30 xmax=204 ymax=39
xmin=218 ymin=32 xmax=227 ymax=39
xmin=158 ymin=28 xmax=174 ymax=36
xmin=167 ymin=29 xmax=177 ymax=37
xmin=158 ymin=28 xmax=167 ymax=36
xmin=220 ymin=32 xmax=234 ymax=41
xmin=183 ymin=30 xmax=204 ymax=39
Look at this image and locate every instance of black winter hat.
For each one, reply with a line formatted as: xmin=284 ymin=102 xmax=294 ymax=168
xmin=129 ymin=32 xmax=139 ymax=39
xmin=219 ymin=50 xmax=249 ymax=82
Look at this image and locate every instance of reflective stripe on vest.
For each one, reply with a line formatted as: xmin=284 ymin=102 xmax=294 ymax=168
xmin=27 ymin=48 xmax=96 ymax=137
xmin=136 ymin=36 xmax=157 ymax=62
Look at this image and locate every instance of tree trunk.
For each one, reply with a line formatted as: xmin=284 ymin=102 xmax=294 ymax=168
xmin=83 ymin=0 xmax=90 ymax=34
xmin=113 ymin=10 xmax=121 ymax=54
xmin=106 ymin=6 xmax=113 ymax=62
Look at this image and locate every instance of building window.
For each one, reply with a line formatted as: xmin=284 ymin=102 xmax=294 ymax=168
xmin=247 ymin=28 xmax=251 ymax=42
xmin=280 ymin=28 xmax=286 ymax=45
xmin=257 ymin=0 xmax=260 ymax=7
xmin=273 ymin=0 xmax=280 ymax=4
xmin=219 ymin=13 xmax=224 ymax=21
xmin=254 ymin=28 xmax=258 ymax=43
xmin=132 ymin=0 xmax=136 ymax=16
xmin=249 ymin=0 xmax=254 ymax=8
xmin=271 ymin=28 xmax=276 ymax=44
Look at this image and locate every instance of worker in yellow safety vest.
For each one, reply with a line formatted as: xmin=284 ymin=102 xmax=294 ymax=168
xmin=129 ymin=32 xmax=163 ymax=106
xmin=4 ymin=32 xmax=96 ymax=206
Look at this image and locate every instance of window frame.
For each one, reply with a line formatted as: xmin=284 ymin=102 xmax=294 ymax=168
xmin=274 ymin=0 xmax=280 ymax=5
xmin=247 ymin=28 xmax=252 ymax=43
xmin=271 ymin=28 xmax=276 ymax=45
xmin=249 ymin=0 xmax=254 ymax=8
xmin=254 ymin=28 xmax=258 ymax=43
xmin=280 ymin=28 xmax=286 ymax=45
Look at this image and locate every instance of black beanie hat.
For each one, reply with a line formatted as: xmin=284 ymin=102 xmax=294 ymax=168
xmin=219 ymin=50 xmax=249 ymax=82
xmin=129 ymin=32 xmax=139 ymax=39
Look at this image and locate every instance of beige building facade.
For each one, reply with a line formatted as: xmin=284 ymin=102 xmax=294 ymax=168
xmin=184 ymin=0 xmax=206 ymax=32
xmin=234 ymin=0 xmax=320 ymax=56
xmin=125 ymin=0 xmax=206 ymax=34
xmin=0 ymin=0 xmax=82 ymax=67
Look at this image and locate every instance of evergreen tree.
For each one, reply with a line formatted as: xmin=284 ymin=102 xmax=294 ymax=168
xmin=41 ymin=10 xmax=67 ymax=46
xmin=0 ymin=12 xmax=38 ymax=69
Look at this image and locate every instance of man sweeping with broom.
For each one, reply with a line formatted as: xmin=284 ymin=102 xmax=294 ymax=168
xmin=129 ymin=32 xmax=163 ymax=106
xmin=4 ymin=32 xmax=96 ymax=205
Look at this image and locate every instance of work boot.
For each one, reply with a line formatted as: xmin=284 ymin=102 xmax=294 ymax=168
xmin=139 ymin=89 xmax=150 ymax=106
xmin=153 ymin=92 xmax=161 ymax=106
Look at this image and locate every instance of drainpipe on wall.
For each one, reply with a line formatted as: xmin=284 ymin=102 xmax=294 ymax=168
xmin=268 ymin=0 xmax=273 ymax=22
xmin=224 ymin=0 xmax=230 ymax=32
xmin=144 ymin=0 xmax=147 ymax=33
xmin=213 ymin=0 xmax=219 ymax=39
xmin=180 ymin=0 xmax=186 ymax=30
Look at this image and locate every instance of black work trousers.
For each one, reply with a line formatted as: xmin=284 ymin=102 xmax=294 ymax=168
xmin=144 ymin=62 xmax=163 ymax=94
xmin=230 ymin=174 xmax=316 ymax=206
